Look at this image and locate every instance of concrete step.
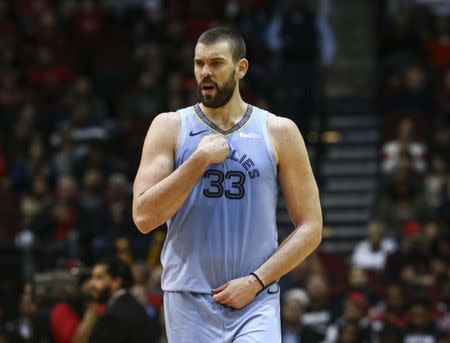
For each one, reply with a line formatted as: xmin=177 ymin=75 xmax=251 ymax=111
xmin=328 ymin=115 xmax=377 ymax=129
xmin=325 ymin=226 xmax=367 ymax=239
xmin=324 ymin=97 xmax=376 ymax=114
xmin=324 ymin=209 xmax=371 ymax=223
xmin=325 ymin=146 xmax=378 ymax=160
xmin=339 ymin=130 xmax=379 ymax=144
xmin=321 ymin=193 xmax=375 ymax=208
xmin=320 ymin=241 xmax=357 ymax=253
xmin=323 ymin=177 xmax=377 ymax=192
xmin=321 ymin=161 xmax=378 ymax=176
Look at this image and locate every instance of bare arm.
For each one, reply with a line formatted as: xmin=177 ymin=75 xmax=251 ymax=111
xmin=132 ymin=112 xmax=229 ymax=233
xmin=71 ymin=304 xmax=98 ymax=343
xmin=212 ymin=115 xmax=322 ymax=309
xmin=254 ymin=115 xmax=322 ymax=285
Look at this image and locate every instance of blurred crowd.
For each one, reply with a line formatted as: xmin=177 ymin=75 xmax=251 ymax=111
xmin=1 ymin=0 xmax=449 ymax=342
xmin=0 ymin=0 xmax=337 ymax=342
xmin=275 ymin=0 xmax=445 ymax=342
xmin=277 ymin=1 xmax=449 ymax=343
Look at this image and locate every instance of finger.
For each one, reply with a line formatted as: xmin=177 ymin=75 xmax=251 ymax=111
xmin=215 ymin=297 xmax=232 ymax=307
xmin=212 ymin=283 xmax=228 ymax=294
xmin=212 ymin=290 xmax=229 ymax=302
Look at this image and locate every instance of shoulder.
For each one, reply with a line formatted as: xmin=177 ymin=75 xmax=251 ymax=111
xmin=150 ymin=111 xmax=181 ymax=131
xmin=266 ymin=112 xmax=303 ymax=142
xmin=109 ymin=293 xmax=146 ymax=314
xmin=143 ymin=111 xmax=181 ymax=149
xmin=266 ymin=113 xmax=305 ymax=160
xmin=354 ymin=240 xmax=370 ymax=251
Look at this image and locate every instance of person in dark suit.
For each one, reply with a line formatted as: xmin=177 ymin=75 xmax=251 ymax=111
xmin=73 ymin=256 xmax=160 ymax=343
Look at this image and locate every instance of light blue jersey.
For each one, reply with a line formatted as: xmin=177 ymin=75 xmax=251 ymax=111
xmin=161 ymin=103 xmax=278 ymax=293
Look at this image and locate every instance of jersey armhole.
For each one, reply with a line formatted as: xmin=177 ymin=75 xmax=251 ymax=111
xmin=174 ymin=109 xmax=188 ymax=167
xmin=260 ymin=111 xmax=278 ymax=176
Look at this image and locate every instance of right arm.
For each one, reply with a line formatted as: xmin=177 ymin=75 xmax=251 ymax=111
xmin=71 ymin=304 xmax=98 ymax=343
xmin=132 ymin=112 xmax=228 ymax=233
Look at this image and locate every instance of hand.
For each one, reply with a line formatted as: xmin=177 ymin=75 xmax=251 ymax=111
xmin=212 ymin=275 xmax=263 ymax=309
xmin=195 ymin=134 xmax=229 ymax=164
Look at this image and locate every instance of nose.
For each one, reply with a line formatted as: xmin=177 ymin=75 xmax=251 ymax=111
xmin=200 ymin=64 xmax=212 ymax=79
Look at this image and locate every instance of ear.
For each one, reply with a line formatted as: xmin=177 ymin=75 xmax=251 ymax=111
xmin=236 ymin=58 xmax=249 ymax=80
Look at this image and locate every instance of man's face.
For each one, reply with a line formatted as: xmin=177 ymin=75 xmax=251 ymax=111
xmin=194 ymin=41 xmax=238 ymax=108
xmin=91 ymin=264 xmax=113 ymax=304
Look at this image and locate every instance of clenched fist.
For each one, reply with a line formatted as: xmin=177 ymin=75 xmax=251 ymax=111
xmin=195 ymin=134 xmax=229 ymax=165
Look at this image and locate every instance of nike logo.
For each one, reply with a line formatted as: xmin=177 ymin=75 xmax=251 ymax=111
xmin=189 ymin=129 xmax=209 ymax=136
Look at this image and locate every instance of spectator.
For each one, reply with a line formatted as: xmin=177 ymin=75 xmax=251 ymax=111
xmin=324 ymin=292 xmax=371 ymax=343
xmin=71 ymin=0 xmax=106 ymax=51
xmin=49 ymin=277 xmax=95 ymax=343
xmin=404 ymin=298 xmax=443 ymax=341
xmin=26 ymin=45 xmax=74 ymax=104
xmin=385 ymin=224 xmax=434 ymax=290
xmin=3 ymin=292 xmax=36 ymax=342
xmin=425 ymin=15 xmax=450 ymax=69
xmin=71 ymin=76 xmax=108 ymax=122
xmin=147 ymin=264 xmax=163 ymax=311
xmin=377 ymin=167 xmax=425 ymax=233
xmin=424 ymin=154 xmax=448 ymax=217
xmin=0 ymin=173 xmax=20 ymax=242
xmin=437 ymin=278 xmax=450 ymax=335
xmin=0 ymin=0 xmax=17 ymax=45
xmin=380 ymin=8 xmax=425 ymax=69
xmin=78 ymin=168 xmax=111 ymax=263
xmin=119 ymin=70 xmax=163 ymax=128
xmin=336 ymin=321 xmax=364 ymax=343
xmin=372 ymin=283 xmax=410 ymax=332
xmin=52 ymin=128 xmax=78 ymax=177
xmin=345 ymin=266 xmax=379 ymax=308
xmin=31 ymin=9 xmax=66 ymax=51
xmin=280 ymin=253 xmax=324 ymax=292
xmin=73 ymin=256 xmax=160 ymax=342
xmin=351 ymin=221 xmax=397 ymax=271
xmin=302 ymin=273 xmax=334 ymax=336
xmin=51 ymin=102 xmax=109 ymax=151
xmin=281 ymin=288 xmax=323 ymax=343
xmin=0 ymin=69 xmax=26 ymax=113
xmin=382 ymin=118 xmax=427 ymax=174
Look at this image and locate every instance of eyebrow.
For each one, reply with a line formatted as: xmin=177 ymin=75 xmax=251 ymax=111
xmin=194 ymin=57 xmax=227 ymax=62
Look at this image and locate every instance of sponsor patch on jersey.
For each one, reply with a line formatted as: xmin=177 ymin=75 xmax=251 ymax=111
xmin=239 ymin=132 xmax=260 ymax=139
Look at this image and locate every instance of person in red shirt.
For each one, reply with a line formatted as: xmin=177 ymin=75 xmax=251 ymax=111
xmin=426 ymin=16 xmax=450 ymax=68
xmin=26 ymin=45 xmax=74 ymax=104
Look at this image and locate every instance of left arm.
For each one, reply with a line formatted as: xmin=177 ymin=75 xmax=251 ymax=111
xmin=213 ymin=115 xmax=322 ymax=308
xmin=254 ymin=115 xmax=322 ymax=284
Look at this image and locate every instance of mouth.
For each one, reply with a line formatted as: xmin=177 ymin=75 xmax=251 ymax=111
xmin=200 ymin=82 xmax=216 ymax=94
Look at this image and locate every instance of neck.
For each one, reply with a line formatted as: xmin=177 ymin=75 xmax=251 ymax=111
xmin=108 ymin=288 xmax=126 ymax=306
xmin=199 ymin=88 xmax=246 ymax=130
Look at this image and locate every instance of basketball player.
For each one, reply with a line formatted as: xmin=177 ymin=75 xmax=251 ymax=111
xmin=132 ymin=27 xmax=322 ymax=342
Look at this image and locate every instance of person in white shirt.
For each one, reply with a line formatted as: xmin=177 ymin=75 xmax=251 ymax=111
xmin=351 ymin=221 xmax=397 ymax=271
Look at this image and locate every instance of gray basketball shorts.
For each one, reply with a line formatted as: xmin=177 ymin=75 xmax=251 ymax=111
xmin=163 ymin=284 xmax=281 ymax=343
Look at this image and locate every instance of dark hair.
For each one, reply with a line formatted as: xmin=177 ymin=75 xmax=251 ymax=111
xmin=197 ymin=26 xmax=246 ymax=62
xmin=99 ymin=256 xmax=133 ymax=290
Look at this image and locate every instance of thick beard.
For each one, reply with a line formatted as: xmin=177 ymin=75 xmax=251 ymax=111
xmin=96 ymin=287 xmax=112 ymax=304
xmin=198 ymin=72 xmax=236 ymax=109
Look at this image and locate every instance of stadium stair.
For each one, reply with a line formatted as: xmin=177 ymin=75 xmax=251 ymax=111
xmin=319 ymin=97 xmax=380 ymax=253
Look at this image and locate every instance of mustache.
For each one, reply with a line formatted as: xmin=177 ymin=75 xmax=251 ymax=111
xmin=199 ymin=78 xmax=218 ymax=87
